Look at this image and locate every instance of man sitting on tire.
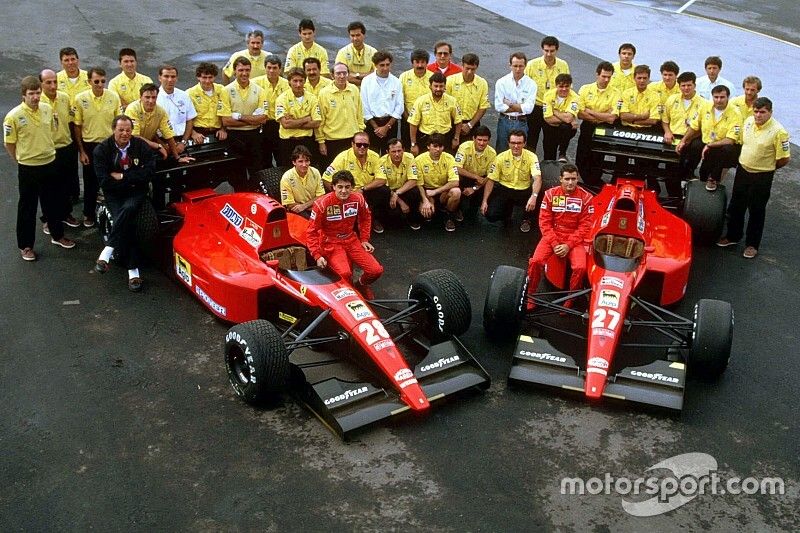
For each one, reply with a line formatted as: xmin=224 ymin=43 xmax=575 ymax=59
xmin=526 ymin=163 xmax=593 ymax=310
xmin=306 ymin=170 xmax=383 ymax=299
xmin=93 ymin=115 xmax=157 ymax=292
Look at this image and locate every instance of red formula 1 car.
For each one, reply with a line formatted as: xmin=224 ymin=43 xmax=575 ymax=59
xmin=483 ymin=178 xmax=733 ymax=411
xmin=160 ymin=188 xmax=488 ymax=438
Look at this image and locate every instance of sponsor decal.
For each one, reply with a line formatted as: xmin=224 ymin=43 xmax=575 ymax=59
xmin=419 ymin=355 xmax=461 ymax=373
xmin=332 ymin=288 xmax=357 ymax=300
xmin=637 ymin=200 xmax=645 ymax=233
xmin=300 ymin=285 xmax=307 ymax=296
xmin=220 ymin=203 xmax=244 ymax=227
xmin=372 ymin=339 xmax=394 ymax=351
xmin=618 ymin=217 xmax=628 ymax=230
xmin=309 ymin=210 xmax=316 ymax=220
xmin=599 ymin=289 xmax=620 ymax=309
xmin=630 ymin=370 xmax=679 ymax=384
xmin=600 ymin=276 xmax=624 ymax=289
xmin=175 ymin=252 xmax=192 ymax=287
xmin=588 ymin=357 xmax=609 ymax=369
xmin=518 ymin=350 xmax=567 ymax=363
xmin=553 ymin=195 xmax=566 ymax=207
xmin=240 ymin=218 xmax=263 ymax=247
xmin=250 ymin=203 xmax=257 ymax=215
xmin=324 ymin=386 xmax=368 ymax=406
xmin=593 ymin=327 xmax=615 ymax=338
xmin=400 ymin=378 xmax=418 ymax=389
xmin=278 ymin=311 xmax=297 ymax=324
xmin=343 ymin=202 xmax=358 ymax=218
xmin=195 ymin=285 xmax=226 ymax=317
xmin=611 ymin=130 xmax=664 ymax=143
xmin=566 ymin=196 xmax=583 ymax=213
xmin=326 ymin=205 xmax=342 ymax=221
xmin=395 ymin=368 xmax=414 ymax=382
xmin=346 ymin=300 xmax=373 ymax=321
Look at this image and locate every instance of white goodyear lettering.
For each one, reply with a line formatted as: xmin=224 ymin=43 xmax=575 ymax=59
xmin=326 ymin=205 xmax=342 ymax=221
xmin=324 ymin=386 xmax=368 ymax=406
xmin=419 ymin=355 xmax=460 ymax=373
xmin=600 ymin=276 xmax=624 ymax=289
xmin=332 ymin=287 xmax=357 ymax=300
xmin=196 ymin=285 xmax=227 ymax=317
xmin=432 ymin=295 xmax=445 ymax=332
xmin=225 ymin=331 xmax=255 ymax=384
xmin=346 ymin=300 xmax=373 ymax=321
xmin=518 ymin=350 xmax=567 ymax=363
xmin=630 ymin=370 xmax=679 ymax=384
xmin=611 ymin=130 xmax=664 ymax=143
xmin=598 ymin=289 xmax=620 ymax=309
xmin=220 ymin=203 xmax=244 ymax=227
xmin=240 ymin=217 xmax=263 ymax=247
xmin=175 ymin=252 xmax=192 ymax=287
xmin=343 ymin=202 xmax=358 ymax=218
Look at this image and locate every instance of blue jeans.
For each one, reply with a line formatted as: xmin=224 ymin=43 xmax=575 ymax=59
xmin=495 ymin=114 xmax=529 ymax=153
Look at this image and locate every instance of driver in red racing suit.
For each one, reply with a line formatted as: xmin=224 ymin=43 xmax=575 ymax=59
xmin=527 ymin=163 xmax=594 ymax=309
xmin=307 ymin=169 xmax=384 ymax=299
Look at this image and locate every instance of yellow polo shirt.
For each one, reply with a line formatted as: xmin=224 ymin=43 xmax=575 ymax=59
xmin=610 ymin=62 xmax=636 ymax=93
xmin=252 ymin=76 xmax=290 ymax=120
xmin=542 ymin=88 xmax=580 ymax=119
xmin=109 ymin=72 xmax=154 ymax=107
xmin=648 ymin=80 xmax=681 ymax=115
xmin=446 ymin=73 xmax=490 ymax=122
xmin=407 ymin=93 xmax=462 ymax=135
xmin=223 ymin=50 xmax=268 ymax=79
xmin=219 ymin=81 xmax=269 ymax=131
xmin=689 ymin=103 xmax=742 ymax=144
xmin=378 ymin=152 xmax=418 ymax=190
xmin=619 ymin=86 xmax=661 ymax=128
xmin=41 ymin=91 xmax=73 ymax=148
xmin=578 ymin=83 xmax=621 ymax=115
xmin=56 ymin=69 xmax=91 ymax=103
xmin=323 ymin=148 xmax=381 ymax=187
xmin=739 ymin=116 xmax=790 ymax=172
xmin=280 ymin=167 xmax=324 ymax=205
xmin=455 ymin=141 xmax=496 ymax=177
xmin=304 ymin=77 xmax=332 ymax=97
xmin=399 ymin=69 xmax=432 ymax=113
xmin=285 ymin=42 xmax=330 ymax=75
xmin=125 ymin=100 xmax=175 ymax=140
xmin=730 ymin=95 xmax=755 ymax=120
xmin=335 ymin=43 xmax=377 ymax=77
xmin=3 ymin=102 xmax=56 ymax=166
xmin=317 ymin=82 xmax=365 ymax=142
xmin=415 ymin=152 xmax=459 ymax=189
xmin=186 ymin=83 xmax=225 ymax=129
xmin=274 ymin=90 xmax=322 ymax=139
xmin=488 ymin=149 xmax=541 ymax=190
xmin=524 ymin=56 xmax=570 ymax=105
xmin=73 ymin=89 xmax=122 ymax=142
xmin=663 ymin=93 xmax=707 ymax=136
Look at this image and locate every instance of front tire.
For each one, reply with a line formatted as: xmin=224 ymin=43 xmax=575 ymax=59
xmin=483 ymin=265 xmax=528 ymax=340
xmin=689 ymin=299 xmax=733 ymax=379
xmin=224 ymin=320 xmax=290 ymax=404
xmin=409 ymin=269 xmax=471 ymax=342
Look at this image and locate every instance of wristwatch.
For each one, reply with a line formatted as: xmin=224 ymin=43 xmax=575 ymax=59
xmin=410 ymin=142 xmax=416 ymax=147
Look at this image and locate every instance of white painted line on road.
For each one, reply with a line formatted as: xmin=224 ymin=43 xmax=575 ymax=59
xmin=676 ymin=0 xmax=699 ymax=14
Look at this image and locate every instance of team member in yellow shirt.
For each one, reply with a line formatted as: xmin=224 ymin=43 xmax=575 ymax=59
xmin=57 ymin=47 xmax=91 ymax=202
xmin=108 ymin=48 xmax=153 ymax=109
xmin=576 ymin=61 xmax=620 ymax=186
xmin=285 ymin=19 xmax=330 ymax=76
xmin=446 ymin=53 xmax=490 ymax=142
xmin=280 ymin=145 xmax=324 ymax=217
xmin=619 ymin=65 xmax=661 ymax=130
xmin=378 ymin=138 xmax=422 ymax=229
xmin=415 ymin=133 xmax=461 ymax=231
xmin=322 ymin=132 xmax=389 ymax=232
xmin=730 ymin=76 xmax=762 ymax=120
xmin=454 ymin=125 xmax=496 ymax=220
xmin=525 ymin=36 xmax=570 ymax=152
xmin=662 ymin=72 xmax=706 ymax=145
xmin=649 ymin=61 xmax=681 ymax=118
xmin=399 ymin=49 xmax=433 ymax=149
xmin=718 ymin=98 xmax=790 ymax=258
xmin=335 ymin=21 xmax=376 ymax=86
xmin=4 ymin=76 xmax=76 ymax=260
xmin=408 ymin=72 xmax=463 ymax=156
xmin=317 ymin=62 xmax=365 ymax=168
xmin=73 ymin=67 xmax=122 ymax=227
xmin=186 ymin=62 xmax=227 ymax=142
xmin=218 ymin=57 xmax=269 ymax=176
xmin=274 ymin=68 xmax=322 ymax=167
xmin=609 ymin=43 xmax=636 ymax=93
xmin=303 ymin=58 xmax=333 ymax=97
xmin=481 ymin=129 xmax=541 ymax=233
xmin=222 ymin=30 xmax=269 ymax=83
xmin=125 ymin=83 xmax=188 ymax=162
xmin=542 ymin=73 xmax=579 ymax=161
xmin=252 ymin=56 xmax=289 ymax=168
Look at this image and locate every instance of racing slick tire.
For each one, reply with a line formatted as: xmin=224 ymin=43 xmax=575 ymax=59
xmin=683 ymin=179 xmax=726 ymax=244
xmin=483 ymin=265 xmax=528 ymax=340
xmin=409 ymin=269 xmax=471 ymax=342
xmin=689 ymin=299 xmax=733 ymax=379
xmin=224 ymin=319 xmax=291 ymax=404
xmin=134 ymin=199 xmax=159 ymax=258
xmin=96 ymin=200 xmax=113 ymax=247
xmin=255 ymin=167 xmax=285 ymax=200
xmin=540 ymin=160 xmax=562 ymax=191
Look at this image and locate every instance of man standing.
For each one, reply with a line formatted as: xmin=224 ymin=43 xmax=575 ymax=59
xmin=57 ymin=47 xmax=90 ymax=203
xmin=280 ymin=145 xmax=324 ymax=217
xmin=274 ymin=68 xmax=322 ymax=167
xmin=156 ymin=65 xmax=197 ymax=148
xmin=525 ymin=36 xmax=570 ymax=153
xmin=93 ymin=116 xmax=157 ymax=291
xmin=730 ymin=76 xmax=762 ymax=120
xmin=307 ymin=170 xmax=383 ymax=299
xmin=542 ymin=73 xmax=579 ymax=161
xmin=408 ymin=72 xmax=462 ymax=155
xmin=399 ymin=49 xmax=432 ymax=149
xmin=285 ymin=19 xmax=330 ymax=76
xmin=446 ymin=53 xmax=490 ymax=142
xmin=696 ymin=56 xmax=736 ymax=100
xmin=619 ymin=65 xmax=661 ymax=130
xmin=125 ymin=83 xmax=189 ymax=162
xmin=415 ymin=133 xmax=461 ymax=232
xmin=73 ymin=67 xmax=122 ymax=227
xmin=360 ymin=50 xmax=404 ymax=155
xmin=4 ymin=76 xmax=76 ymax=260
xmin=609 ymin=43 xmax=637 ymax=93
xmin=481 ymin=129 xmax=541 ymax=233
xmin=494 ymin=52 xmax=537 ymax=153
xmin=317 ymin=62 xmax=365 ymax=168
xmin=223 ymin=30 xmax=269 ymax=83
xmin=454 ymin=125 xmax=496 ymax=219
xmin=378 ymin=138 xmax=422 ymax=229
xmin=252 ymin=56 xmax=289 ymax=168
xmin=219 ymin=57 xmax=269 ymax=176
xmin=335 ymin=21 xmax=376 ymax=86
xmin=427 ymin=42 xmax=462 ymax=77
xmin=109 ymin=48 xmax=153 ymax=109
xmin=717 ymin=98 xmax=790 ymax=258
xmin=576 ymin=61 xmax=620 ymax=186
xmin=186 ymin=62 xmax=228 ymax=142
xmin=525 ymin=164 xmax=593 ymax=309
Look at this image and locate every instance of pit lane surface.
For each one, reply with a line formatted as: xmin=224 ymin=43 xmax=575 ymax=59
xmin=1 ymin=1 xmax=798 ymax=530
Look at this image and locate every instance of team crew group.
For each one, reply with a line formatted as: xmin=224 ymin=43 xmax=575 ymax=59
xmin=3 ymin=18 xmax=791 ymax=285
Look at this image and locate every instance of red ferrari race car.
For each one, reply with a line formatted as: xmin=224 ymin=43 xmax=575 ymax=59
xmin=483 ymin=177 xmax=733 ymax=411
xmin=99 ymin=168 xmax=489 ymax=438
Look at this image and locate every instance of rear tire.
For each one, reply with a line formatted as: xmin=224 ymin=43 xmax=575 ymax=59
xmin=224 ymin=320 xmax=290 ymax=405
xmin=409 ymin=269 xmax=471 ymax=342
xmin=683 ymin=180 xmax=726 ymax=244
xmin=254 ymin=167 xmax=286 ymax=200
xmin=134 ymin=199 xmax=159 ymax=258
xmin=483 ymin=265 xmax=528 ymax=340
xmin=689 ymin=299 xmax=733 ymax=379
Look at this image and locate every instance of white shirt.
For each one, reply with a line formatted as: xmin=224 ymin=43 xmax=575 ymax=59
xmin=494 ymin=73 xmax=537 ymax=116
xmin=157 ymin=87 xmax=197 ymax=136
xmin=696 ymin=75 xmax=736 ymax=100
xmin=360 ymin=72 xmax=404 ymax=120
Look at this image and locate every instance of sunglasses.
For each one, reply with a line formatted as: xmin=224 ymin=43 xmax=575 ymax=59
xmin=92 ymin=79 xmax=106 ymax=84
xmin=354 ymin=142 xmax=369 ymax=148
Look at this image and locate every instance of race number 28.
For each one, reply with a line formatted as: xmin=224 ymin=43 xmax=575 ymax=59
xmin=358 ymin=320 xmax=390 ymax=345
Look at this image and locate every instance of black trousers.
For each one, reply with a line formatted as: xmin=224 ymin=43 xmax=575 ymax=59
xmin=363 ymin=184 xmax=392 ymax=223
xmin=699 ymin=144 xmax=741 ymax=181
xmin=43 ymin=144 xmax=77 ymax=223
xmin=417 ymin=128 xmax=456 ymax=155
xmin=366 ymin=116 xmax=398 ymax=155
xmin=260 ymin=121 xmax=280 ymax=169
xmin=82 ymin=141 xmax=100 ymax=220
xmin=542 ymin=123 xmax=577 ymax=160
xmin=485 ymin=182 xmax=534 ymax=223
xmin=526 ymin=105 xmax=545 ymax=152
xmin=17 ymin=161 xmax=64 ymax=248
xmin=228 ymin=129 xmax=265 ymax=177
xmin=725 ymin=166 xmax=774 ymax=249
xmin=575 ymin=121 xmax=602 ymax=186
xmin=458 ymin=175 xmax=485 ymax=219
xmin=106 ymin=193 xmax=148 ymax=269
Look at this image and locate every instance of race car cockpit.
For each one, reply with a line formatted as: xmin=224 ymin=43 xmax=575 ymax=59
xmin=593 ymin=234 xmax=644 ymax=272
